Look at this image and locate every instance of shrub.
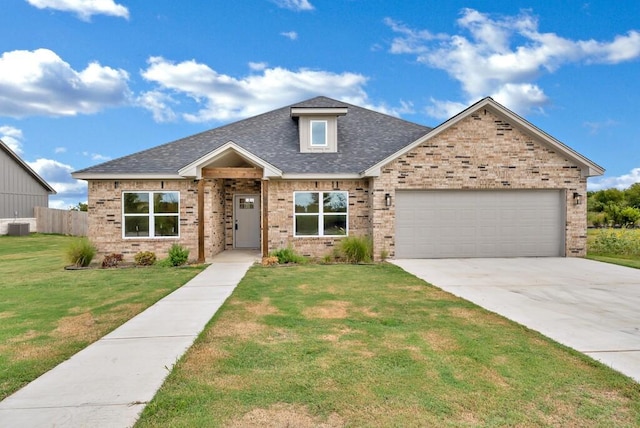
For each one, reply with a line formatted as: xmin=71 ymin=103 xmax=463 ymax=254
xmin=168 ymin=244 xmax=190 ymax=266
xmin=261 ymin=256 xmax=279 ymax=266
xmin=590 ymin=229 xmax=640 ymax=256
xmin=271 ymin=247 xmax=306 ymax=264
xmin=101 ymin=253 xmax=124 ymax=268
xmin=588 ymin=211 xmax=608 ymax=228
xmin=340 ymin=236 xmax=372 ymax=263
xmin=134 ymin=251 xmax=156 ymax=266
xmin=66 ymin=238 xmax=97 ymax=267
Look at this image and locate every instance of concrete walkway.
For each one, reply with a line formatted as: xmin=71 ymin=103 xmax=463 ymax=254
xmin=392 ymin=258 xmax=640 ymax=383
xmin=0 ymin=251 xmax=259 ymax=428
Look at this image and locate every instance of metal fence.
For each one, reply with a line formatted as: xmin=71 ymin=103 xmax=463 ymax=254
xmin=35 ymin=207 xmax=88 ymax=236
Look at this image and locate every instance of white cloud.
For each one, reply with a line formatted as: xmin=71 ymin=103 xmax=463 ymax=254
xmin=281 ymin=31 xmax=298 ymax=40
xmin=588 ymin=168 xmax=640 ymax=191
xmin=54 ymin=146 xmax=67 ymax=153
xmin=0 ymin=49 xmax=131 ymax=117
xmin=27 ymin=158 xmax=87 ymax=206
xmin=424 ymin=99 xmax=468 ymax=120
xmin=139 ymin=56 xmax=408 ymax=122
xmin=26 ymin=0 xmax=129 ymax=21
xmin=249 ymin=62 xmax=268 ymax=71
xmin=386 ymin=9 xmax=640 ymax=117
xmin=272 ymin=0 xmax=313 ymax=11
xmin=136 ymin=90 xmax=178 ymax=122
xmin=583 ymin=119 xmax=619 ymax=135
xmin=0 ymin=125 xmax=24 ymax=154
xmin=82 ymin=151 xmax=111 ymax=161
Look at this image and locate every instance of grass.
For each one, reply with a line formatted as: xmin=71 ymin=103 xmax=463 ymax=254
xmin=137 ymin=264 xmax=640 ymax=427
xmin=587 ymin=228 xmax=640 ymax=269
xmin=0 ymin=233 xmax=205 ymax=400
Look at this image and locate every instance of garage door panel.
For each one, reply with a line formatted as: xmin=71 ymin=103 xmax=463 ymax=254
xmin=395 ymin=190 xmax=564 ymax=258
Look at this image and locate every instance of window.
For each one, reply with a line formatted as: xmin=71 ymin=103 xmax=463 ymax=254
xmin=123 ymin=191 xmax=179 ymax=238
xmin=294 ymin=191 xmax=347 ymax=236
xmin=238 ymin=197 xmax=255 ymax=209
xmin=310 ymin=120 xmax=328 ymax=146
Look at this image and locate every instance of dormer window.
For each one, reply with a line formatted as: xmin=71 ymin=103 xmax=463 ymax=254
xmin=310 ymin=120 xmax=328 ymax=146
xmin=291 ymin=104 xmax=348 ymax=153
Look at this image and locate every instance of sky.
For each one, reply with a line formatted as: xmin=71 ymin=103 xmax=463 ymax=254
xmin=1 ymin=0 xmax=639 ymax=209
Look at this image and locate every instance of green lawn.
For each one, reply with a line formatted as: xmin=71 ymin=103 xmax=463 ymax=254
xmin=137 ymin=264 xmax=640 ymax=427
xmin=0 ymin=234 xmax=205 ymax=400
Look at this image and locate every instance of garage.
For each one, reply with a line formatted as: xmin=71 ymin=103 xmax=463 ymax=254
xmin=395 ymin=190 xmax=565 ymax=258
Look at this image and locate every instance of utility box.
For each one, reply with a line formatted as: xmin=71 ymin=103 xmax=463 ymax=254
xmin=8 ymin=223 xmax=30 ymax=236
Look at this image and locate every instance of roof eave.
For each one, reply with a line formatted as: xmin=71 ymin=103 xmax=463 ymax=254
xmin=71 ymin=173 xmax=184 ymax=180
xmin=290 ymin=107 xmax=348 ymax=117
xmin=279 ymin=173 xmax=363 ymax=180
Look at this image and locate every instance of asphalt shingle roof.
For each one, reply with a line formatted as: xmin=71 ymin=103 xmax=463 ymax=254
xmin=74 ymin=96 xmax=432 ymax=176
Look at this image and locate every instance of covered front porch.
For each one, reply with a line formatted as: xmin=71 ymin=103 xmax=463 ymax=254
xmin=179 ymin=141 xmax=282 ymax=263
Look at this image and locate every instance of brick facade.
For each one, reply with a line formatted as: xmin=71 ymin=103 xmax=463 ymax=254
xmin=265 ymin=179 xmax=371 ymax=258
xmin=88 ymin=179 xmax=229 ymax=262
xmin=370 ymin=109 xmax=587 ymax=259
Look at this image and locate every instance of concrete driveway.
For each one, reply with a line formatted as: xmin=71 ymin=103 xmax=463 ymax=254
xmin=392 ymin=258 xmax=640 ymax=383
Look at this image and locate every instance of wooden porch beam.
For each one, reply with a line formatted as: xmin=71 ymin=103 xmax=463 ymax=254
xmin=202 ymin=167 xmax=263 ymax=179
xmin=197 ymin=179 xmax=205 ymax=263
xmin=262 ymin=180 xmax=269 ymax=258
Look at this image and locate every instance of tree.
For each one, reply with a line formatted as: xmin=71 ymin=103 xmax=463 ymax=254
xmin=70 ymin=202 xmax=88 ymax=212
xmin=620 ymin=206 xmax=640 ymax=228
xmin=625 ymin=183 xmax=640 ymax=209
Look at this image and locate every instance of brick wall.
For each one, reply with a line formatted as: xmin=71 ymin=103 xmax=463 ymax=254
xmin=206 ymin=179 xmax=225 ymax=259
xmin=88 ymin=179 xmax=227 ymax=261
xmin=266 ymin=179 xmax=371 ymax=258
xmin=371 ymin=109 xmax=587 ymax=259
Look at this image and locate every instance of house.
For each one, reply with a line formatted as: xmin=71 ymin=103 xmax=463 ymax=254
xmin=72 ymin=96 xmax=604 ymax=261
xmin=1 ymin=139 xmax=56 ymax=235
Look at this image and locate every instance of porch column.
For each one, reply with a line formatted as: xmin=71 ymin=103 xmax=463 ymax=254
xmin=197 ymin=179 xmax=205 ymax=263
xmin=262 ymin=179 xmax=269 ymax=257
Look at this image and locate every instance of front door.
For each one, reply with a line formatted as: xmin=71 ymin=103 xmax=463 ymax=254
xmin=234 ymin=194 xmax=260 ymax=248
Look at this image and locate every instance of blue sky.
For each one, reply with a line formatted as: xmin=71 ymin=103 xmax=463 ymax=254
xmin=1 ymin=0 xmax=639 ymax=209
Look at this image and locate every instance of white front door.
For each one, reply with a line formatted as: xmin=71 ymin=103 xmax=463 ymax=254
xmin=234 ymin=194 xmax=260 ymax=248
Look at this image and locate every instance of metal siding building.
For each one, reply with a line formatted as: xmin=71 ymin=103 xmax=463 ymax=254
xmin=0 ymin=140 xmax=56 ymax=219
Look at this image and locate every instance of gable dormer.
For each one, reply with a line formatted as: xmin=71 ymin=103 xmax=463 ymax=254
xmin=290 ymin=97 xmax=348 ymax=153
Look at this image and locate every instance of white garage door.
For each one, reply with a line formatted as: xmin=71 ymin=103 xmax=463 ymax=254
xmin=395 ymin=190 xmax=565 ymax=258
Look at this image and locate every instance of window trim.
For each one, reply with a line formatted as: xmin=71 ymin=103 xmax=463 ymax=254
xmin=293 ymin=191 xmax=348 ymax=237
xmin=122 ymin=190 xmax=180 ymax=239
xmin=309 ymin=120 xmax=328 ymax=146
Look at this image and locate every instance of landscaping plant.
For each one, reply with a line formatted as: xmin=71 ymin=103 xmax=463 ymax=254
xmin=134 ymin=251 xmax=157 ymax=266
xmin=340 ymin=235 xmax=372 ymax=263
xmin=65 ymin=237 xmax=96 ymax=267
xmin=270 ymin=246 xmax=306 ymax=264
xmin=167 ymin=243 xmax=189 ymax=266
xmin=101 ymin=253 xmax=124 ymax=268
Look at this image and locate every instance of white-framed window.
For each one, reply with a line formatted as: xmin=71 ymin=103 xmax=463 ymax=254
xmin=294 ymin=191 xmax=348 ymax=237
xmin=123 ymin=191 xmax=180 ymax=238
xmin=310 ymin=120 xmax=328 ymax=146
